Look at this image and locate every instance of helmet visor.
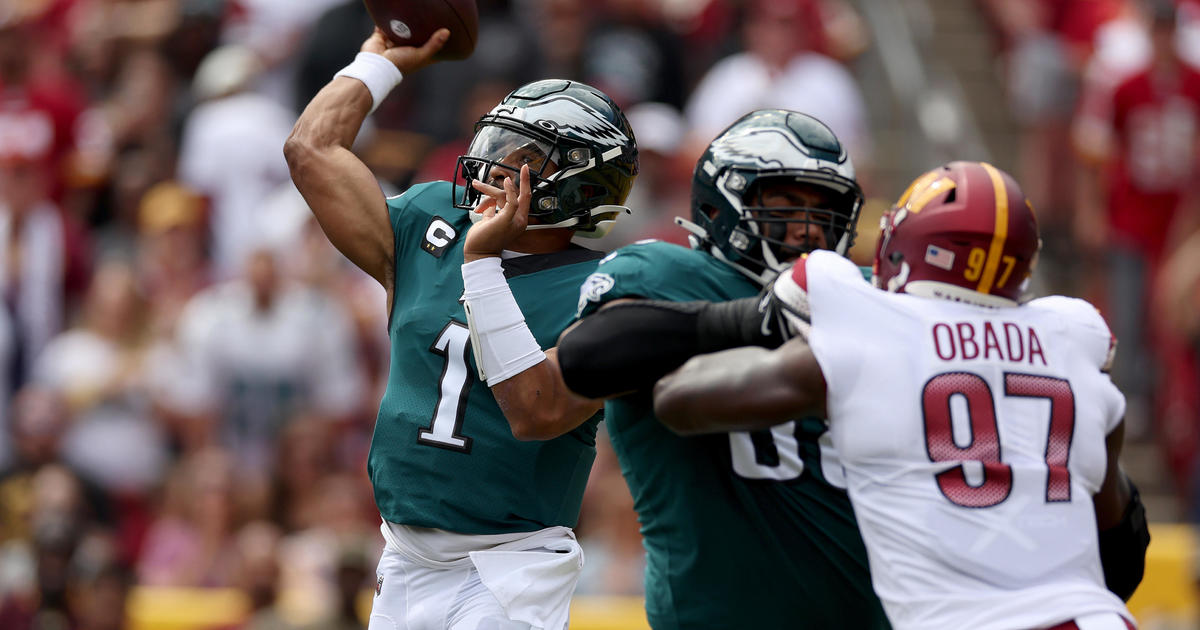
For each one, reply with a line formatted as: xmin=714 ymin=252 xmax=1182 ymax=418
xmin=453 ymin=126 xmax=561 ymax=214
xmin=466 ymin=126 xmax=558 ymax=182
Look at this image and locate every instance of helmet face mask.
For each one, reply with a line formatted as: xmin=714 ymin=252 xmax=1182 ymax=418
xmin=465 ymin=126 xmax=559 ymax=182
xmin=454 ymin=124 xmax=564 ymax=221
xmin=452 ymin=79 xmax=639 ymax=237
xmin=686 ymin=110 xmax=863 ymax=285
xmin=737 ymin=174 xmax=860 ymax=268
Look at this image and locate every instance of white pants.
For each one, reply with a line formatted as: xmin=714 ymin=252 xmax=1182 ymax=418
xmin=368 ymin=522 xmax=582 ymax=630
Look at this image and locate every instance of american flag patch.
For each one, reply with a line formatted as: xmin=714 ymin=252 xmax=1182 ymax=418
xmin=925 ymin=245 xmax=955 ymax=270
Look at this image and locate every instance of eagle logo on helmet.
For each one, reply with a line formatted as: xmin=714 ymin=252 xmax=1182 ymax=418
xmin=488 ymin=96 xmax=631 ymax=148
xmin=708 ymin=128 xmax=849 ymax=176
xmin=452 ymin=80 xmax=639 ymax=238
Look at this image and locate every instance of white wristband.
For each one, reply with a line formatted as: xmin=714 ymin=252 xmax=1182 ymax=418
xmin=462 ymin=257 xmax=547 ymax=385
xmin=334 ymin=52 xmax=403 ymax=114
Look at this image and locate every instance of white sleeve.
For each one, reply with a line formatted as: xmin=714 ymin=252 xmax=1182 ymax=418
xmin=1030 ymin=296 xmax=1125 ymax=432
xmin=309 ymin=297 xmax=364 ymax=416
xmin=164 ymin=292 xmax=222 ymax=414
xmin=31 ymin=335 xmax=69 ymax=389
xmin=802 ymin=251 xmax=878 ymax=411
xmin=177 ymin=114 xmax=215 ymax=194
xmin=684 ymin=55 xmax=769 ymax=141
xmin=1032 ymin=296 xmax=1117 ymax=371
xmin=772 ymin=252 xmax=866 ymax=340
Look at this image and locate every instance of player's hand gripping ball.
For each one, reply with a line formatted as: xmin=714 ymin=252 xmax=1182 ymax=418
xmin=363 ymin=0 xmax=478 ymax=60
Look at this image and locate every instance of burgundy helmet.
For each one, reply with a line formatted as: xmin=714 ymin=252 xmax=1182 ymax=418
xmin=873 ymin=161 xmax=1040 ymax=306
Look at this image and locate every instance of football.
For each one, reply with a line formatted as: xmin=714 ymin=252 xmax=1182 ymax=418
xmin=363 ymin=0 xmax=478 ymax=61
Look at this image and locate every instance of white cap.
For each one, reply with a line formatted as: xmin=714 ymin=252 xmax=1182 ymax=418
xmin=626 ymin=102 xmax=687 ymax=155
xmin=192 ymin=45 xmax=264 ymax=101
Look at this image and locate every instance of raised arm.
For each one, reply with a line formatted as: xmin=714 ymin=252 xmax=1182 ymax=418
xmin=283 ymin=28 xmax=448 ymax=291
xmin=652 ymin=337 xmax=827 ymax=435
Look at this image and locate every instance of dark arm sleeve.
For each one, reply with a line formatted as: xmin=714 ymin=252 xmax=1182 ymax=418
xmin=558 ymin=297 xmax=784 ymax=399
xmin=1098 ymin=478 xmax=1150 ymax=601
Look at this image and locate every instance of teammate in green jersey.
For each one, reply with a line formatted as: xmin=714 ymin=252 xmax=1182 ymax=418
xmin=467 ymin=109 xmax=890 ymax=629
xmin=284 ymin=28 xmax=637 ymax=630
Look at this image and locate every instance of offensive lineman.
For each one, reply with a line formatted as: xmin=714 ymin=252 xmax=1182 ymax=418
xmin=654 ymin=161 xmax=1149 ymax=630
xmin=284 ymin=29 xmax=638 ymax=630
xmin=467 ymin=110 xmax=889 ymax=629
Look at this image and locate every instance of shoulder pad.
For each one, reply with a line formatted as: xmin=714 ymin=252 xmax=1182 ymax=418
xmin=807 ymin=250 xmax=867 ymax=283
xmin=1027 ymin=296 xmax=1117 ymax=371
xmin=386 ymin=181 xmax=453 ymax=214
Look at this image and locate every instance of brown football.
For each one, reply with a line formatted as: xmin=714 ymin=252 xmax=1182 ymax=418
xmin=363 ymin=0 xmax=478 ymax=61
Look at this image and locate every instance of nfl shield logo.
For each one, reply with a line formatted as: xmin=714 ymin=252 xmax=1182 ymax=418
xmin=376 ymin=574 xmax=384 ymax=596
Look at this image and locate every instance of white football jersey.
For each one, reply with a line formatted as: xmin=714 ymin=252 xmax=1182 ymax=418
xmin=785 ymin=251 xmax=1132 ymax=630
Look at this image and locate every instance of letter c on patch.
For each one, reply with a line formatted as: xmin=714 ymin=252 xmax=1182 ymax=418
xmin=421 ymin=217 xmax=458 ymax=258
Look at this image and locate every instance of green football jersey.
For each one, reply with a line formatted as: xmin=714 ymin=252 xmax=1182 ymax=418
xmin=577 ymin=240 xmax=890 ymax=630
xmin=369 ymin=181 xmax=602 ymax=535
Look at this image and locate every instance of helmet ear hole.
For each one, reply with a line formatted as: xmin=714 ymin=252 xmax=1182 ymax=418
xmin=888 ymin=251 xmax=904 ymax=264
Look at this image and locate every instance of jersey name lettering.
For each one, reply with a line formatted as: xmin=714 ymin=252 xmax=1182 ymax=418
xmin=931 ymin=321 xmax=1047 ymax=366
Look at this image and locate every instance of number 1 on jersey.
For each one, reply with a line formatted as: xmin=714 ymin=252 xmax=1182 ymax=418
xmin=419 ymin=321 xmax=474 ymax=452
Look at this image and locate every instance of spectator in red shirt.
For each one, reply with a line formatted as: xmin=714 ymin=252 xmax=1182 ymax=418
xmin=980 ymin=0 xmax=1130 ymax=295
xmin=0 ymin=20 xmax=83 ymax=175
xmin=1073 ymin=0 xmax=1200 ymax=436
xmin=0 ymin=18 xmax=94 ymax=398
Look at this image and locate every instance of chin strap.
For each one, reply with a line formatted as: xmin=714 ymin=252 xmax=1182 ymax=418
xmin=674 ymin=216 xmax=779 ymax=287
xmin=528 ymin=205 xmax=631 ymax=238
xmin=674 ymin=215 xmax=707 ymax=247
xmin=469 ymin=203 xmax=630 ymax=239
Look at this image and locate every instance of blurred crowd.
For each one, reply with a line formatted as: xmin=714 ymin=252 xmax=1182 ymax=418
xmin=977 ymin=0 xmax=1200 ymax=520
xmin=0 ymin=0 xmax=1197 ymax=627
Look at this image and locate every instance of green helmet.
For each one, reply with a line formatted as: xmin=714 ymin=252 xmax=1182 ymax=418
xmin=453 ymin=79 xmax=639 ymax=238
xmin=682 ymin=109 xmax=863 ymax=285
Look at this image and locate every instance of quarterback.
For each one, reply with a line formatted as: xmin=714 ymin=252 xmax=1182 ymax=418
xmin=284 ymin=28 xmax=638 ymax=630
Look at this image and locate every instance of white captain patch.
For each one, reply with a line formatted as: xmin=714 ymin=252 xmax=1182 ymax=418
xmin=421 ymin=217 xmax=457 ymax=258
